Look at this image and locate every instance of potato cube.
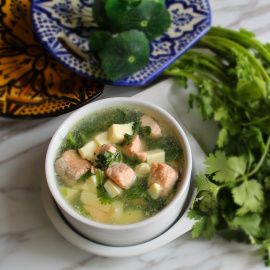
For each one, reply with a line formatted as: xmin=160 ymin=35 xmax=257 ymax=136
xmin=73 ymin=181 xmax=91 ymax=191
xmin=94 ymin=131 xmax=110 ymax=147
xmin=86 ymin=175 xmax=98 ymax=193
xmin=104 ymin=179 xmax=123 ymax=198
xmin=148 ymin=183 xmax=162 ymax=200
xmin=110 ymin=201 xmax=124 ymax=215
xmin=59 ymin=187 xmax=79 ymax=201
xmin=135 ymin=163 xmax=151 ymax=177
xmin=80 ymin=191 xmax=111 ymax=212
xmin=78 ymin=140 xmax=98 ymax=161
xmin=146 ymin=149 xmax=165 ymax=165
xmin=108 ymin=123 xmax=133 ymax=143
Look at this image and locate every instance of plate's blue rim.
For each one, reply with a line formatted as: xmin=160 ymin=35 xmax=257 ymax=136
xmin=31 ymin=0 xmax=212 ymax=87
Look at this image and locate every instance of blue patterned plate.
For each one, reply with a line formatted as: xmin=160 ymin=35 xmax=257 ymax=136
xmin=31 ymin=0 xmax=211 ymax=86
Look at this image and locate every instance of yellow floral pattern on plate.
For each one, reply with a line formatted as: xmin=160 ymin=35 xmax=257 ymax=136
xmin=0 ymin=0 xmax=103 ymax=118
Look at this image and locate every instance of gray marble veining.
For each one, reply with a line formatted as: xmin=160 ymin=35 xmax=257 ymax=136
xmin=1 ymin=1 xmax=270 ymax=269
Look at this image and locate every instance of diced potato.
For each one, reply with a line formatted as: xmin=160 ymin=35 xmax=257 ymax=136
xmin=78 ymin=140 xmax=98 ymax=161
xmin=86 ymin=175 xmax=98 ymax=193
xmin=104 ymin=179 xmax=123 ymax=198
xmin=73 ymin=181 xmax=91 ymax=191
xmin=135 ymin=163 xmax=151 ymax=177
xmin=148 ymin=183 xmax=162 ymax=200
xmin=84 ymin=205 xmax=110 ymax=223
xmin=108 ymin=201 xmax=124 ymax=223
xmin=94 ymin=131 xmax=110 ymax=147
xmin=146 ymin=149 xmax=165 ymax=165
xmin=59 ymin=186 xmax=79 ymax=201
xmin=110 ymin=201 xmax=124 ymax=215
xmin=81 ymin=191 xmax=111 ymax=212
xmin=108 ymin=123 xmax=133 ymax=143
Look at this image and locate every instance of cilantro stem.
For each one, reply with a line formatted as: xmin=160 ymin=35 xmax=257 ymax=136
xmin=195 ymin=39 xmax=229 ymax=57
xmin=240 ymin=115 xmax=270 ymax=126
xmin=246 ymin=135 xmax=270 ymax=178
xmin=186 ymin=50 xmax=227 ymax=71
xmin=69 ymin=133 xmax=75 ymax=144
xmin=208 ymin=27 xmax=270 ymax=64
xmin=178 ymin=54 xmax=231 ymax=85
xmin=219 ymin=135 xmax=270 ymax=190
xmin=202 ymin=36 xmax=270 ymax=82
xmin=163 ymin=68 xmax=203 ymax=82
xmin=224 ymin=95 xmax=264 ymax=116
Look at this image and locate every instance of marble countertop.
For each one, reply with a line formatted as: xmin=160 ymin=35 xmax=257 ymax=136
xmin=1 ymin=0 xmax=270 ymax=269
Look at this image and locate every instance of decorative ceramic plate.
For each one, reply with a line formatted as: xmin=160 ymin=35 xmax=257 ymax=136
xmin=31 ymin=0 xmax=211 ymax=86
xmin=0 ymin=0 xmax=103 ymax=119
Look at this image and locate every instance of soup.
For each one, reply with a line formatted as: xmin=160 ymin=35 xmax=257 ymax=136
xmin=54 ymin=106 xmax=184 ymax=225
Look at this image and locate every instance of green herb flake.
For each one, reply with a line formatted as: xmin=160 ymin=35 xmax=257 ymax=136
xmin=141 ymin=126 xmax=151 ymax=136
xmin=96 ymin=150 xmax=121 ymax=169
xmin=76 ymin=168 xmax=94 ymax=182
xmin=96 ymin=184 xmax=114 ymax=204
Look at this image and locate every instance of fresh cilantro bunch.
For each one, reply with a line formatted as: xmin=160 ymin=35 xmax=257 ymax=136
xmin=90 ymin=0 xmax=171 ymax=81
xmin=164 ymin=26 xmax=270 ymax=266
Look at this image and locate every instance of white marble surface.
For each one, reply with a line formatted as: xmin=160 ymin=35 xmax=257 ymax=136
xmin=1 ymin=1 xmax=270 ymax=269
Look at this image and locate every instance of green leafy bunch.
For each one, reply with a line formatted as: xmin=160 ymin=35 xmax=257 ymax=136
xmin=164 ymin=26 xmax=270 ymax=266
xmin=90 ymin=0 xmax=171 ymax=81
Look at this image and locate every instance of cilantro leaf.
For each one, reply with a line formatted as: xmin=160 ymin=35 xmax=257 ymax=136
xmin=191 ymin=215 xmax=218 ymax=239
xmin=205 ymin=151 xmax=246 ymax=183
xmin=76 ymin=168 xmax=94 ymax=182
xmin=141 ymin=126 xmax=151 ymax=136
xmin=96 ymin=184 xmax=114 ymax=204
xmin=232 ymin=180 xmax=264 ymax=215
xmin=96 ymin=150 xmax=121 ymax=169
xmin=191 ymin=217 xmax=206 ymax=238
xmin=217 ymin=128 xmax=228 ymax=148
xmin=230 ymin=213 xmax=261 ymax=236
xmin=204 ymin=151 xmax=227 ymax=175
xmin=236 ymin=77 xmax=267 ymax=102
xmin=187 ymin=208 xmax=203 ymax=221
xmin=242 ymin=126 xmax=266 ymax=152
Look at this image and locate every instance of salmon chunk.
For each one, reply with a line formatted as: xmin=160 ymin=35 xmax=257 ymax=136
xmin=96 ymin=144 xmax=117 ymax=156
xmin=55 ymin=150 xmax=93 ymax=182
xmin=148 ymin=163 xmax=178 ymax=197
xmin=106 ymin=163 xmax=136 ymax=189
xmin=140 ymin=115 xmax=161 ymax=138
xmin=122 ymin=135 xmax=147 ymax=161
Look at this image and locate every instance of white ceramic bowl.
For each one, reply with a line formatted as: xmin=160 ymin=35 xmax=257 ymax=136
xmin=45 ymin=97 xmax=192 ymax=246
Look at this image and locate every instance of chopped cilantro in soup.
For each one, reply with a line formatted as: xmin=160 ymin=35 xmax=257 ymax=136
xmin=55 ymin=106 xmax=184 ymax=225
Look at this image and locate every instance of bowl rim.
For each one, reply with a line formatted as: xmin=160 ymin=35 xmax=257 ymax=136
xmin=45 ymin=97 xmax=192 ymax=231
